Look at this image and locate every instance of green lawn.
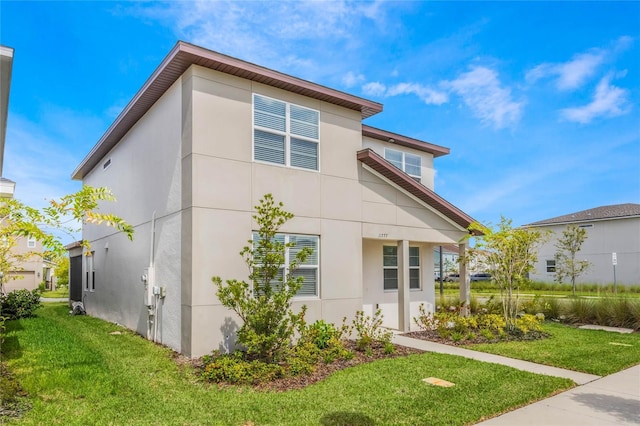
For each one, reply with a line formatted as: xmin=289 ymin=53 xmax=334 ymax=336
xmin=465 ymin=322 xmax=640 ymax=376
xmin=40 ymin=288 xmax=69 ymax=298
xmin=1 ymin=304 xmax=573 ymax=425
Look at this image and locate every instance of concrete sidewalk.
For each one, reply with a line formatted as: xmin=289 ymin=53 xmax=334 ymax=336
xmin=477 ymin=364 xmax=640 ymax=425
xmin=392 ymin=334 xmax=600 ymax=384
xmin=392 ymin=334 xmax=639 ymax=425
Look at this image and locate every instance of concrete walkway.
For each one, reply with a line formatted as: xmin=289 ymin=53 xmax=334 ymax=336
xmin=392 ymin=334 xmax=600 ymax=384
xmin=392 ymin=334 xmax=640 ymax=425
xmin=40 ymin=297 xmax=69 ymax=303
xmin=477 ymin=364 xmax=640 ymax=425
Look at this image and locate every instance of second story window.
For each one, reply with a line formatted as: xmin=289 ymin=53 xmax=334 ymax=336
xmin=384 ymin=148 xmax=421 ymax=182
xmin=27 ymin=237 xmax=37 ymax=248
xmin=253 ymin=94 xmax=319 ymax=171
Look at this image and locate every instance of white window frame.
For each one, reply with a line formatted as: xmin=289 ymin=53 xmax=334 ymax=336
xmin=252 ymin=93 xmax=320 ymax=171
xmin=85 ymin=253 xmax=95 ymax=292
xmin=383 ymin=245 xmax=421 ymax=291
xmin=384 ymin=148 xmax=422 ymax=182
xmin=27 ymin=236 xmax=37 ymax=248
xmin=252 ymin=232 xmax=319 ymax=299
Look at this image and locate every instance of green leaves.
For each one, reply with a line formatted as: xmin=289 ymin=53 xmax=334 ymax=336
xmin=554 ymin=224 xmax=591 ymax=295
xmin=467 ymin=217 xmax=548 ymax=330
xmin=0 ymin=185 xmax=134 ymax=292
xmin=212 ymin=194 xmax=310 ymax=363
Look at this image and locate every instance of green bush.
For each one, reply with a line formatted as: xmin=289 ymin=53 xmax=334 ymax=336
xmin=350 ymin=309 xmax=393 ymax=354
xmin=0 ymin=289 xmax=41 ymax=320
xmin=201 ymin=351 xmax=284 ymax=385
xmin=302 ymin=319 xmax=343 ymax=349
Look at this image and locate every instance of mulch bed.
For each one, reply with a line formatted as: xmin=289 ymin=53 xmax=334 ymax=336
xmin=256 ymin=341 xmax=422 ymax=392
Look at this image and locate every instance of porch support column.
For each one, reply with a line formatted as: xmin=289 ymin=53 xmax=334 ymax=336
xmin=459 ymin=242 xmax=470 ymax=317
xmin=397 ymin=239 xmax=410 ymax=332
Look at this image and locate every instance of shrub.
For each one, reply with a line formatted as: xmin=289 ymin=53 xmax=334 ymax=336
xmin=201 ymin=351 xmax=284 ymax=385
xmin=212 ymin=194 xmax=311 ymax=363
xmin=350 ymin=309 xmax=393 ymax=354
xmin=302 ymin=320 xmax=342 ymax=349
xmin=0 ymin=289 xmax=41 ymax=320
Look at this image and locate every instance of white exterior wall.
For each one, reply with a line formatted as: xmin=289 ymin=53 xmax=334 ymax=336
xmin=530 ymin=217 xmax=640 ymax=285
xmin=183 ymin=66 xmax=365 ymax=357
xmin=82 ymin=78 xmax=184 ymax=353
xmin=78 ymin=62 xmax=473 ymax=358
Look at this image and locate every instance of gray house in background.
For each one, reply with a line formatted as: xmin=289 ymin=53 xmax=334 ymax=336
xmin=527 ymin=204 xmax=640 ymax=286
xmin=70 ymin=41 xmax=476 ymax=358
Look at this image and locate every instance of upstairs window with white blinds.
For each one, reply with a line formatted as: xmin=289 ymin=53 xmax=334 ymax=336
xmin=252 ymin=232 xmax=320 ymax=298
xmin=253 ymin=94 xmax=319 ymax=171
xmin=384 ymin=148 xmax=422 ymax=182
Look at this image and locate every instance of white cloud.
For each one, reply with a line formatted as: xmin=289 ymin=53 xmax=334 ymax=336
xmin=560 ymin=74 xmax=630 ymax=123
xmin=131 ymin=1 xmax=389 ymax=76
xmin=444 ymin=66 xmax=523 ymax=129
xmin=342 ymin=71 xmax=365 ymax=88
xmin=362 ymin=81 xmax=387 ymax=97
xmin=386 ymin=83 xmax=449 ymax=105
xmin=526 ymin=51 xmax=605 ymax=90
xmin=525 ymin=37 xmax=632 ymax=91
xmin=361 ymin=81 xmax=448 ymax=105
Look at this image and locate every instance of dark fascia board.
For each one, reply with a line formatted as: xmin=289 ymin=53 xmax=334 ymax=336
xmin=72 ymin=41 xmax=383 ymax=180
xmin=362 ymin=125 xmax=450 ymax=158
xmin=357 ymin=148 xmax=478 ymax=233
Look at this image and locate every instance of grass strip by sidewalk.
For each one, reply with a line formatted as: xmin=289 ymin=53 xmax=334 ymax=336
xmin=465 ymin=322 xmax=640 ymax=376
xmin=2 ymin=303 xmax=573 ymax=425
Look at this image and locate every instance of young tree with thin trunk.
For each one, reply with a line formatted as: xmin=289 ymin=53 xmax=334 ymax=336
xmin=554 ymin=224 xmax=590 ymax=296
xmin=468 ymin=218 xmax=547 ymax=331
xmin=212 ymin=194 xmax=312 ymax=363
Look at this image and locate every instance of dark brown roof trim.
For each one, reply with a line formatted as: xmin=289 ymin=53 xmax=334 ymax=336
xmin=72 ymin=41 xmax=383 ymax=180
xmin=362 ymin=125 xmax=450 ymax=158
xmin=526 ymin=203 xmax=640 ymax=227
xmin=357 ymin=148 xmax=477 ymax=231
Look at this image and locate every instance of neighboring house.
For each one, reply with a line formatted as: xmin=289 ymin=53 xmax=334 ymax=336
xmin=527 ymin=204 xmax=640 ymax=286
xmin=434 ymin=244 xmax=460 ymax=277
xmin=3 ymin=236 xmax=48 ymax=293
xmin=70 ymin=41 xmax=476 ymax=358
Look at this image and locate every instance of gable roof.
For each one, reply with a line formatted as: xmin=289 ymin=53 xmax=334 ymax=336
xmin=72 ymin=41 xmax=383 ymax=180
xmin=357 ymin=148 xmax=477 ymax=231
xmin=526 ymin=203 xmax=640 ymax=226
xmin=362 ymin=125 xmax=450 ymax=157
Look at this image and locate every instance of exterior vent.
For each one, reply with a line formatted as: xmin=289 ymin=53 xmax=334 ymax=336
xmin=103 ymin=158 xmax=112 ymax=170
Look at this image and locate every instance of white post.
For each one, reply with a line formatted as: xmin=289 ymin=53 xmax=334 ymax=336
xmin=397 ymin=240 xmax=410 ymax=331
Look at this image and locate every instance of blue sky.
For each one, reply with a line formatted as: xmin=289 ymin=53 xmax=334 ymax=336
xmin=1 ymin=1 xmax=639 ymax=237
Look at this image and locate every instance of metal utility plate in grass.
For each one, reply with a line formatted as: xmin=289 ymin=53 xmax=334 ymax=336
xmin=422 ymin=377 xmax=455 ymax=387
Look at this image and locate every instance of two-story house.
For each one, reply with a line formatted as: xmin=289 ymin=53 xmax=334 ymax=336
xmin=527 ymin=204 xmax=640 ymax=286
xmin=71 ymin=41 xmax=476 ymax=358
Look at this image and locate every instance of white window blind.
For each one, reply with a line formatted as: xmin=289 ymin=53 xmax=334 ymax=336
xmin=252 ymin=232 xmax=319 ymax=297
xmin=384 ymin=148 xmax=422 ymax=182
xmin=253 ymin=94 xmax=319 ymax=170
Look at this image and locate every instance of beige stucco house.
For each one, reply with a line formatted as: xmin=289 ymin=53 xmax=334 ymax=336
xmin=71 ymin=41 xmax=476 ymax=357
xmin=527 ymin=204 xmax=640 ymax=286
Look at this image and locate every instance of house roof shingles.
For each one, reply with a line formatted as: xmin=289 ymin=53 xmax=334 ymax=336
xmin=526 ymin=203 xmax=640 ymax=226
xmin=357 ymin=148 xmax=477 ymax=231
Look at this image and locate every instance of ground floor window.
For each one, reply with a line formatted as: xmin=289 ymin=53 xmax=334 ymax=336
xmin=383 ymin=245 xmax=420 ymax=290
xmin=252 ymin=232 xmax=319 ymax=297
xmin=546 ymin=259 xmax=556 ymax=273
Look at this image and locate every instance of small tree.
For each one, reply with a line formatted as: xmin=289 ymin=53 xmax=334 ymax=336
xmin=468 ymin=218 xmax=547 ymax=331
xmin=554 ymin=224 xmax=591 ymax=296
xmin=212 ymin=194 xmax=312 ymax=363
xmin=0 ymin=186 xmax=134 ymax=294
xmin=54 ymin=255 xmax=70 ymax=288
